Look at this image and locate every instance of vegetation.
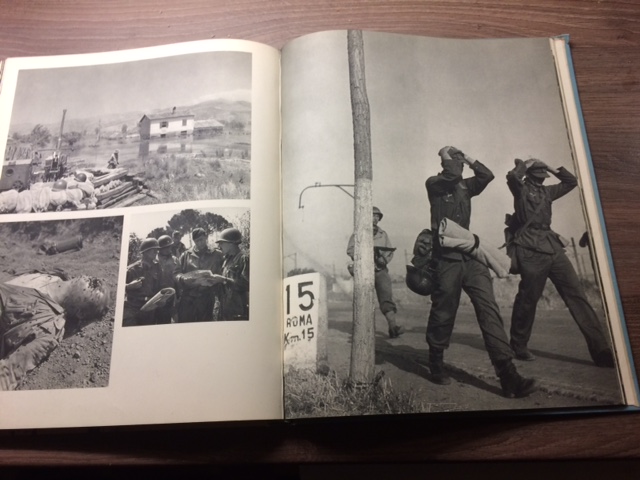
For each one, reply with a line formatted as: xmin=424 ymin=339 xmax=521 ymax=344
xmin=12 ymin=124 xmax=52 ymax=148
xmin=287 ymin=268 xmax=317 ymax=278
xmin=141 ymin=153 xmax=250 ymax=201
xmin=128 ymin=208 xmax=252 ymax=260
xmin=284 ymin=367 xmax=426 ymax=418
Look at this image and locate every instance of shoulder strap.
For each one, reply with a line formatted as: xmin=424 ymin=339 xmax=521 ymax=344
xmin=514 ymin=195 xmax=546 ymax=240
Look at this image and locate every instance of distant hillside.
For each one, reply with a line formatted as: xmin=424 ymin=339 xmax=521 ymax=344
xmin=9 ymin=98 xmax=252 ymax=138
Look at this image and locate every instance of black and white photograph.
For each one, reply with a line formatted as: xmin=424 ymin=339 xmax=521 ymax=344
xmin=0 ymin=216 xmax=121 ymax=391
xmin=124 ymin=206 xmax=250 ymax=326
xmin=0 ymin=50 xmax=252 ymax=214
xmin=281 ymin=31 xmax=623 ymax=417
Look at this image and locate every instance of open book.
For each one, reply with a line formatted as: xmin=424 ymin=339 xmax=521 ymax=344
xmin=0 ymin=30 xmax=636 ymax=429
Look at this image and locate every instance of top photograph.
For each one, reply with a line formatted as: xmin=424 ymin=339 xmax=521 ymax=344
xmin=0 ymin=49 xmax=252 ymax=213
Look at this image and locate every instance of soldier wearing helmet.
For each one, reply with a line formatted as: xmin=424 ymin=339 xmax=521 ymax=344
xmin=155 ymin=234 xmax=178 ymax=324
xmin=174 ymin=228 xmax=224 ymax=322
xmin=506 ymin=158 xmax=614 ymax=367
xmin=215 ymin=227 xmax=250 ymax=321
xmin=346 ymin=206 xmax=404 ymax=338
xmin=124 ymin=237 xmax=162 ymax=326
xmin=425 ymin=146 xmax=536 ymax=398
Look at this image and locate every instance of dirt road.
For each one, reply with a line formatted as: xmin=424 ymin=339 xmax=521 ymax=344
xmin=325 ymin=298 xmax=622 ymax=414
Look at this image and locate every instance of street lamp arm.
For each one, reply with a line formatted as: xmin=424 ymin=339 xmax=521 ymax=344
xmin=298 ymin=183 xmax=355 ymax=208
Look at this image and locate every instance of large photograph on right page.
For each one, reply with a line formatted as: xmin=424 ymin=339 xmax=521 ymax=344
xmin=281 ymin=30 xmax=625 ymax=418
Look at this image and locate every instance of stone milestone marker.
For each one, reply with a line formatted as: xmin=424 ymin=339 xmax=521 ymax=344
xmin=283 ymin=272 xmax=328 ymax=374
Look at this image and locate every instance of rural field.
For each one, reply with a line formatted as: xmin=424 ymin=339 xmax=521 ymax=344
xmin=0 ymin=217 xmax=121 ymax=390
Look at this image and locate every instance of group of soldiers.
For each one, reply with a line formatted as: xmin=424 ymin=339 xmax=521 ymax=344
xmin=124 ymin=227 xmax=250 ymax=326
xmin=349 ymin=146 xmax=615 ymax=399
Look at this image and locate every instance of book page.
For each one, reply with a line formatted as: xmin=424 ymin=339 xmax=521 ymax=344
xmin=0 ymin=39 xmax=283 ymax=428
xmin=550 ymin=36 xmax=639 ymax=407
xmin=280 ymin=30 xmax=633 ymax=419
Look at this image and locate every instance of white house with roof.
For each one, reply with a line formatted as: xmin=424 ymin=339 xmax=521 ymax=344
xmin=138 ymin=110 xmax=195 ymax=140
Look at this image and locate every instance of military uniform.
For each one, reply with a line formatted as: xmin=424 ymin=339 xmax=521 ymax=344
xmin=426 ymin=158 xmax=514 ymax=364
xmin=174 ymin=246 xmax=223 ymax=322
xmin=171 ymin=240 xmax=186 ymax=259
xmin=219 ymin=251 xmax=250 ymax=320
xmin=507 ymin=160 xmax=612 ymax=365
xmin=156 ymin=252 xmax=179 ymax=324
xmin=124 ymin=259 xmax=162 ymax=326
xmin=347 ymin=226 xmax=396 ymax=316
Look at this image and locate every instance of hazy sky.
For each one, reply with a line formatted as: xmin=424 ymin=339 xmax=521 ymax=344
xmin=9 ymin=51 xmax=251 ymax=127
xmin=282 ymin=31 xmax=589 ymax=277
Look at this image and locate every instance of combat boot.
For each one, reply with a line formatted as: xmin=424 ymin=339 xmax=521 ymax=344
xmin=428 ymin=349 xmax=451 ymax=385
xmin=495 ymin=359 xmax=537 ymax=398
xmin=593 ymin=348 xmax=615 ymax=368
xmin=510 ymin=341 xmax=535 ymax=361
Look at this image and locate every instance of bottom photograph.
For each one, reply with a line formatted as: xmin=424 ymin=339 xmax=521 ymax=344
xmin=124 ymin=206 xmax=250 ymax=326
xmin=0 ymin=216 xmax=122 ymax=391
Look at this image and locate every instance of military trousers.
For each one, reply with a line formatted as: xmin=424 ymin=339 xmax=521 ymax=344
xmin=177 ymin=293 xmax=215 ymax=323
xmin=510 ymin=246 xmax=610 ymax=360
xmin=427 ymin=257 xmax=513 ymax=363
xmin=375 ymin=268 xmax=396 ymax=315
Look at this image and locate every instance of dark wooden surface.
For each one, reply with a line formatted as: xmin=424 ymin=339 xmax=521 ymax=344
xmin=1 ymin=0 xmax=640 ymax=467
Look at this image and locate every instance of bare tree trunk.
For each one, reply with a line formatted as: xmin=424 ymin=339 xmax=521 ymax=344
xmin=347 ymin=29 xmax=375 ymax=384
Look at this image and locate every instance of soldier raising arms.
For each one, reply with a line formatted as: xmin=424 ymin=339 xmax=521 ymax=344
xmin=506 ymin=158 xmax=615 ymax=367
xmin=425 ymin=146 xmax=536 ymax=398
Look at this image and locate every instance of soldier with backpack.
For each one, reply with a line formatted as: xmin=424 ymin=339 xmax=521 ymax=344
xmin=506 ymin=158 xmax=614 ymax=367
xmin=425 ymin=146 xmax=536 ymax=398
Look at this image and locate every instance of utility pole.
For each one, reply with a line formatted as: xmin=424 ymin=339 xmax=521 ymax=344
xmin=347 ymin=30 xmax=376 ymax=385
xmin=56 ymin=109 xmax=67 ymax=152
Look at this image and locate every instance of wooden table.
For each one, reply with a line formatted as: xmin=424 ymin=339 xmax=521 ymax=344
xmin=1 ymin=0 xmax=639 ymax=470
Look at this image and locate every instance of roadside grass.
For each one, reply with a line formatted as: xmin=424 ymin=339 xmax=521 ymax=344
xmin=284 ymin=367 xmax=426 ymax=419
xmin=142 ymin=154 xmax=250 ymax=200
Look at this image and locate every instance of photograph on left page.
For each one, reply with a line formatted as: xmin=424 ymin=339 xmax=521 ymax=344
xmin=123 ymin=206 xmax=250 ymax=326
xmin=0 ymin=215 xmax=121 ymax=391
xmin=0 ymin=50 xmax=252 ymax=215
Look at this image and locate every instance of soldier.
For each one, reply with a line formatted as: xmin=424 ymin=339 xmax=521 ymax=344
xmin=171 ymin=231 xmax=187 ymax=258
xmin=425 ymin=146 xmax=536 ymax=398
xmin=347 ymin=206 xmax=404 ymax=338
xmin=156 ymin=235 xmax=179 ymax=324
xmin=215 ymin=228 xmax=250 ymax=321
xmin=108 ymin=149 xmax=119 ymax=169
xmin=506 ymin=158 xmax=614 ymax=367
xmin=174 ymin=228 xmax=224 ymax=323
xmin=124 ymin=237 xmax=162 ymax=327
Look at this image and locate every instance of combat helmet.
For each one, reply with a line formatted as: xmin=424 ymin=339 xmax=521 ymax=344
xmin=139 ymin=238 xmax=160 ymax=253
xmin=405 ymin=264 xmax=436 ymax=296
xmin=158 ymin=235 xmax=173 ymax=249
xmin=373 ymin=206 xmax=383 ymax=220
xmin=215 ymin=228 xmax=242 ymax=244
xmin=52 ymin=180 xmax=68 ymax=192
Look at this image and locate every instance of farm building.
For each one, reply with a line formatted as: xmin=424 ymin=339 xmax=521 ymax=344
xmin=194 ymin=119 xmax=224 ymax=137
xmin=138 ymin=110 xmax=195 ymax=140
